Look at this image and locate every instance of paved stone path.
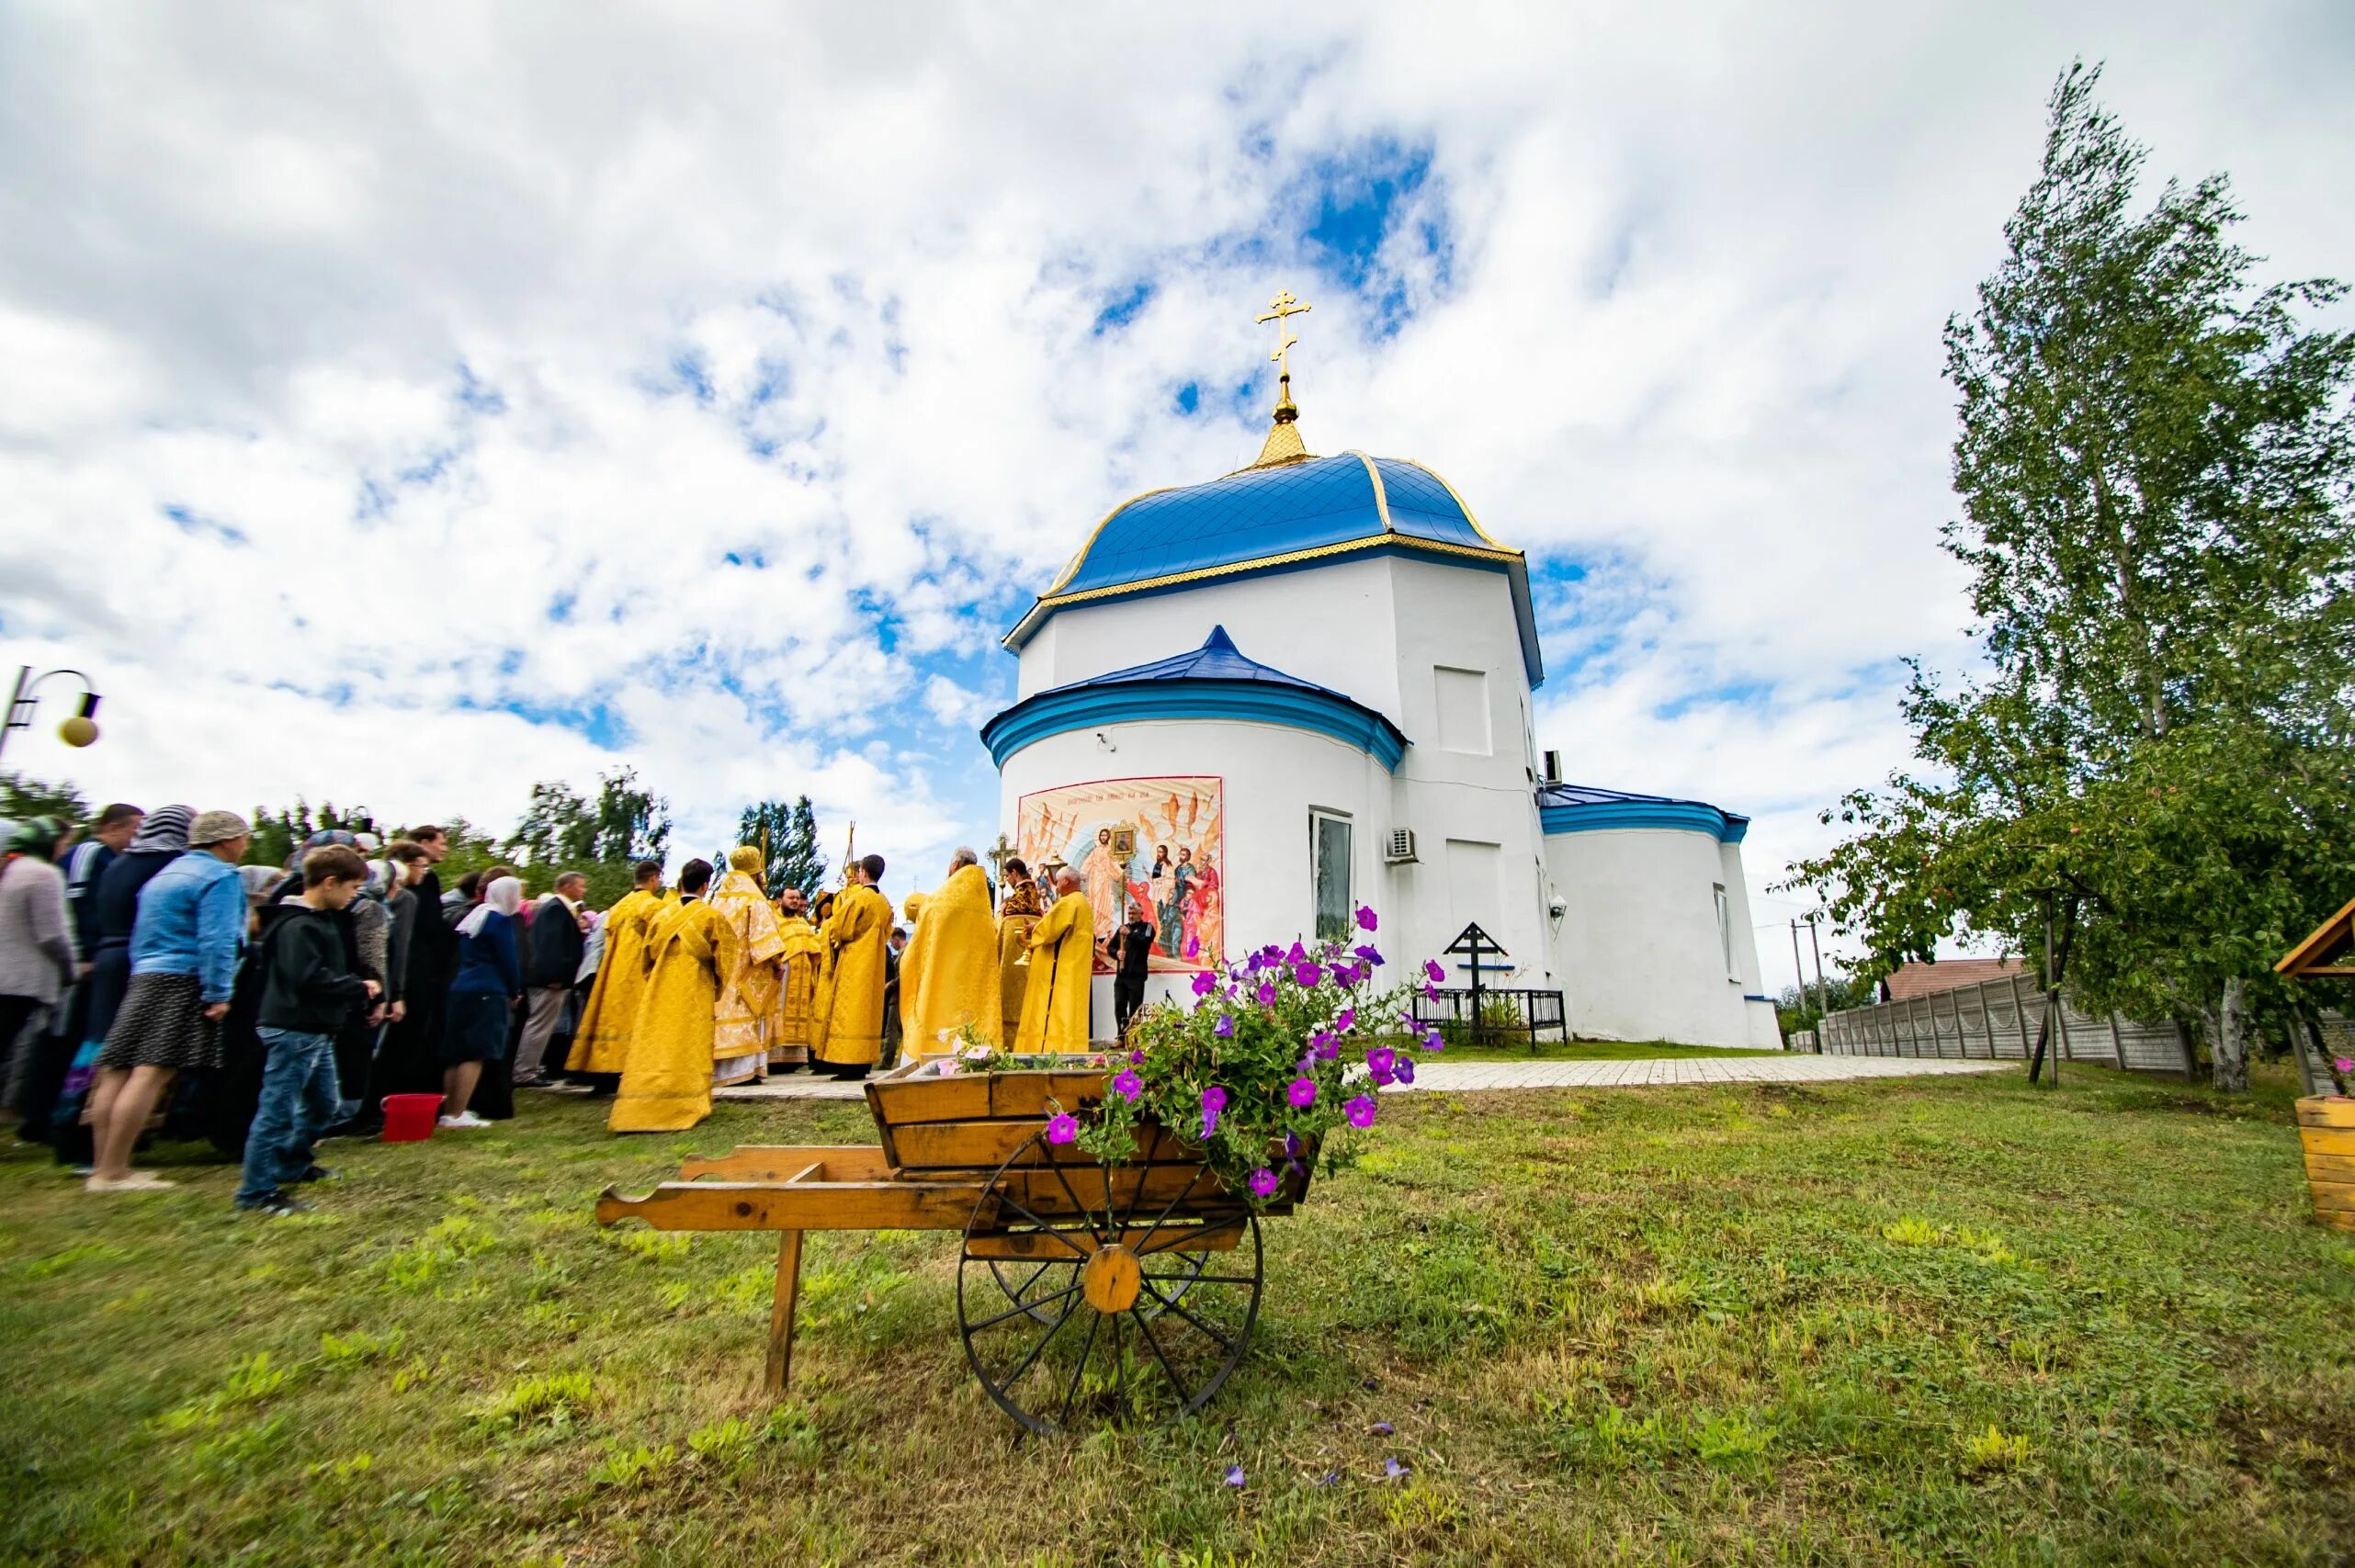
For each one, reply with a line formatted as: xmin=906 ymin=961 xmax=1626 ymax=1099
xmin=710 ymin=1053 xmax=2008 ymax=1102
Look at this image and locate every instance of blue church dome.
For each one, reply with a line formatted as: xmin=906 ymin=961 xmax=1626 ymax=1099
xmin=1006 ymin=449 xmax=1545 ymax=686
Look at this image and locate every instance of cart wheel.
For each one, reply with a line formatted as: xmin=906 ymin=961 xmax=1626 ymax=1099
xmin=957 ymin=1131 xmax=1262 ymax=1435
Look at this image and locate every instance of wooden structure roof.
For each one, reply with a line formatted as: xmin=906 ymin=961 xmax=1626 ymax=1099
xmin=2276 ymin=894 xmax=2355 ymax=981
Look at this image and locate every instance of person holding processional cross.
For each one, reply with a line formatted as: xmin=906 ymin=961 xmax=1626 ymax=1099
xmin=1015 ymin=866 xmax=1094 ymax=1053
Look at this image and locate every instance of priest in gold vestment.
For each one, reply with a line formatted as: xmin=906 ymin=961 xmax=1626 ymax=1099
xmin=899 ymin=850 xmax=1000 ymax=1059
xmin=709 ymin=846 xmax=787 ymax=1087
xmin=771 ymin=886 xmax=823 ymax=1070
xmin=565 ymin=860 xmax=664 ymax=1078
xmin=813 ymin=852 xmax=893 ymax=1078
xmin=997 ymin=858 xmax=1044 ymax=1044
xmin=611 ymin=859 xmax=738 ymax=1133
xmin=1015 ymin=868 xmax=1094 ymax=1054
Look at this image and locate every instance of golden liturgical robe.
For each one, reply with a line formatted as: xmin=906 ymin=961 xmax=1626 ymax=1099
xmin=997 ymin=913 xmax=1038 ymax=1045
xmin=565 ymin=887 xmax=661 ymax=1075
xmin=814 ymin=884 xmax=892 ymax=1066
xmin=1015 ymin=891 xmax=1094 ymax=1054
xmin=772 ymin=913 xmax=823 ymax=1066
xmin=899 ymin=863 xmax=1001 ymax=1058
xmin=709 ymin=852 xmax=786 ymax=1086
xmin=610 ymin=897 xmax=739 ymax=1134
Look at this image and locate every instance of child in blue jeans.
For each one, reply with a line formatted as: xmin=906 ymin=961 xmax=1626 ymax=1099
xmin=237 ymin=844 xmax=377 ymax=1215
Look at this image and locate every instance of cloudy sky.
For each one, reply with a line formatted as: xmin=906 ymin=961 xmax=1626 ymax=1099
xmin=5 ymin=2 xmax=2350 ymax=994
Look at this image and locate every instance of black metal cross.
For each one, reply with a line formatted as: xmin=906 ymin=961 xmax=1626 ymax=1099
xmin=1444 ymin=922 xmax=1511 ymax=1041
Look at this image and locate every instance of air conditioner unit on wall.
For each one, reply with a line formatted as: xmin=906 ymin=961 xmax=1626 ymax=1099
xmin=1383 ymin=829 xmax=1419 ymax=864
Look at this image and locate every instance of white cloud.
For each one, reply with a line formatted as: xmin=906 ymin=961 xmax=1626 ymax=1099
xmin=4 ymin=1 xmax=2349 ymax=985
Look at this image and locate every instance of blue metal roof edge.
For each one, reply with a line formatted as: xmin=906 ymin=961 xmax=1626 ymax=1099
xmin=980 ymin=677 xmax=1410 ymax=772
xmin=1538 ymin=798 xmax=1749 ymax=843
xmin=1005 ymin=541 xmax=1545 ymax=689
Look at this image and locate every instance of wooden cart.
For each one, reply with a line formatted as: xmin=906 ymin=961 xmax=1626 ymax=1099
xmin=595 ymin=1059 xmax=1305 ymax=1433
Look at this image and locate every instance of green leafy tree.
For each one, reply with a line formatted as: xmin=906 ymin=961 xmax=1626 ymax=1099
xmin=0 ymin=771 xmax=88 ymax=825
xmin=245 ymin=799 xmax=381 ymax=868
xmin=1784 ymin=63 xmax=2355 ymax=1091
xmin=736 ymin=795 xmax=827 ymax=899
xmin=504 ymin=770 xmax=672 ymax=905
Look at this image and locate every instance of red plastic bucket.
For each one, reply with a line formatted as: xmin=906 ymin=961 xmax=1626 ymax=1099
xmin=381 ymin=1094 xmax=443 ymax=1143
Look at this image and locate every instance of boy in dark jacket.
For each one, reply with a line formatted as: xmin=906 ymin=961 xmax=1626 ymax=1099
xmin=236 ymin=845 xmax=377 ymax=1215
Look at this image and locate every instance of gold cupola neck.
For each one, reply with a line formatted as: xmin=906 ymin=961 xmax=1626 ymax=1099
xmin=1247 ymin=288 xmax=1314 ymax=468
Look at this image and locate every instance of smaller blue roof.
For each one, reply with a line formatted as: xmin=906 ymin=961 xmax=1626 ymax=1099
xmin=981 ymin=626 xmax=1409 ymax=771
xmin=1036 ymin=624 xmax=1332 ymax=696
xmin=1537 ymin=781 xmax=1749 ymax=844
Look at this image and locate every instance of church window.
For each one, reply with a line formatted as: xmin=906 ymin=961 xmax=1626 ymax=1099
xmin=1434 ymin=666 xmax=1491 ymax=754
xmin=1715 ymin=884 xmax=1737 ymax=980
xmin=1310 ymin=810 xmax=1353 ymax=943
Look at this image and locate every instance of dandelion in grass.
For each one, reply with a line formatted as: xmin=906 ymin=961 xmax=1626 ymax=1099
xmin=1286 ymin=1076 xmax=1317 ymax=1109
xmin=1346 ymin=1095 xmax=1378 ymax=1129
xmin=1113 ymin=1069 xmax=1143 ymax=1101
xmin=1249 ymin=1168 xmax=1280 ymax=1198
xmin=1045 ymin=1112 xmax=1079 ymax=1145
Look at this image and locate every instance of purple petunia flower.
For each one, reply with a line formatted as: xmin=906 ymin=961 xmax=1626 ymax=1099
xmin=1370 ymin=1065 xmax=1395 ymax=1089
xmin=1224 ymin=1463 xmax=1245 ymax=1488
xmin=1214 ymin=1013 xmax=1234 ymax=1038
xmin=1346 ymin=1095 xmax=1378 ymax=1129
xmin=1249 ymin=1167 xmax=1280 ymax=1198
xmin=2338 ymin=1055 xmax=2354 ymax=1075
xmin=1313 ymin=1034 xmax=1341 ymax=1061
xmin=1201 ymin=1084 xmax=1228 ymax=1139
xmin=1286 ymin=1076 xmax=1317 ymax=1109
xmin=1192 ymin=971 xmax=1217 ymax=997
xmin=1356 ymin=906 xmax=1378 ymax=932
xmin=1256 ymin=980 xmax=1276 ymax=1007
xmin=1295 ymin=962 xmax=1322 ymax=989
xmin=1424 ymin=958 xmax=1446 ymax=985
xmin=1130 ymin=1048 xmax=1146 ymax=1064
xmin=1385 ymin=1456 xmax=1410 ymax=1480
xmin=1355 ymin=945 xmax=1385 ymax=966
xmin=1395 ymin=1057 xmax=1415 ymax=1085
xmin=1422 ymin=1027 xmax=1444 ymax=1053
xmin=1422 ymin=982 xmax=1440 ymax=1003
xmin=1331 ymin=963 xmax=1356 ymax=987
xmin=1285 ymin=1131 xmax=1304 ymax=1158
xmin=1365 ymin=1045 xmax=1395 ymax=1077
xmin=1287 ymin=941 xmax=1308 ymax=964
xmin=1113 ymin=1069 xmax=1143 ymax=1100
xmin=1335 ymin=1007 xmax=1355 ymax=1032
xmin=1045 ymin=1112 xmax=1078 ymax=1145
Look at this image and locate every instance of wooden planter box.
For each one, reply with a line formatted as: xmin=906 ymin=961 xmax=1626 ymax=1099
xmin=2296 ymin=1096 xmax=2355 ymax=1232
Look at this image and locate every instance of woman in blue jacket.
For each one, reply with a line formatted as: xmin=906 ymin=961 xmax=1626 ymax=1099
xmin=441 ymin=875 xmax=522 ymax=1128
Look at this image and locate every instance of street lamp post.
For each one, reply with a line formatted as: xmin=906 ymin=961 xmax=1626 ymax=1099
xmin=0 ymin=667 xmax=103 ymax=763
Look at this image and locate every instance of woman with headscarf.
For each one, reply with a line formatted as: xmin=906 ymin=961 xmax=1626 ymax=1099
xmin=440 ymin=874 xmax=522 ymax=1129
xmin=708 ymin=846 xmax=787 ymax=1088
xmin=28 ymin=807 xmax=192 ymax=1164
xmin=0 ymin=817 xmax=78 ymax=1123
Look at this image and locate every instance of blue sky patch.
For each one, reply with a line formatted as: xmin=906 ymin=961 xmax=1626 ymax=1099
xmin=161 ymin=503 xmax=248 ymax=547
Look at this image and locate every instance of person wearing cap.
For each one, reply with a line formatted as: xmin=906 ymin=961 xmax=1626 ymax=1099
xmin=85 ymin=809 xmax=252 ymax=1193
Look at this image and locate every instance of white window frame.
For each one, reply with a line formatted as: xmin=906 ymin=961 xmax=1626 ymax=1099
xmin=1714 ymin=883 xmax=1738 ymax=982
xmin=1309 ymin=808 xmax=1354 ymax=944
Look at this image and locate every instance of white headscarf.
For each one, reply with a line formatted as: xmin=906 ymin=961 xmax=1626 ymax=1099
xmin=457 ymin=874 xmax=524 ymax=939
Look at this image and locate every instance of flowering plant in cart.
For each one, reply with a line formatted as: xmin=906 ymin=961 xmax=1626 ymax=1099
xmin=1047 ymin=905 xmax=1446 ymax=1203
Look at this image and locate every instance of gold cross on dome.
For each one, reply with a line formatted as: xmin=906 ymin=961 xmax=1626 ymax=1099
xmin=1255 ymin=289 xmax=1312 ymax=381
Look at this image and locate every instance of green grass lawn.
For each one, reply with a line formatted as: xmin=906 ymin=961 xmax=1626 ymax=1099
xmin=4 ymin=1066 xmax=2350 ymax=1565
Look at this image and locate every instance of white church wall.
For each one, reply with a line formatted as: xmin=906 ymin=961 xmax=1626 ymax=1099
xmin=997 ymin=716 xmax=1392 ymax=1021
xmin=1544 ymin=826 xmax=1762 ymax=1048
xmin=1716 ymin=841 xmax=1784 ymax=1046
xmin=1016 ymin=555 xmax=1404 ymax=713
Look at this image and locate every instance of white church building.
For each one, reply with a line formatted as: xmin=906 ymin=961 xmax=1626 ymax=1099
xmin=979 ymin=326 xmax=1778 ymax=1050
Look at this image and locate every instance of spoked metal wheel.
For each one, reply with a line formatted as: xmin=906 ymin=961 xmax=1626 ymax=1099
xmin=956 ymin=1131 xmax=1262 ymax=1435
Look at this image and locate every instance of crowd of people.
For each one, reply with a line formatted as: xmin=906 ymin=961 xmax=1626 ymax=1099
xmin=0 ymin=805 xmax=1110 ymax=1219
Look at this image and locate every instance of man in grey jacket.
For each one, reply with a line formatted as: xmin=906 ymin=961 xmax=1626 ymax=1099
xmin=0 ymin=817 xmax=78 ymax=1100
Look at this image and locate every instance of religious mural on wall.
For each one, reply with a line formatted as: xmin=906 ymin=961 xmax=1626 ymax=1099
xmin=1016 ymin=775 xmax=1224 ymax=973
